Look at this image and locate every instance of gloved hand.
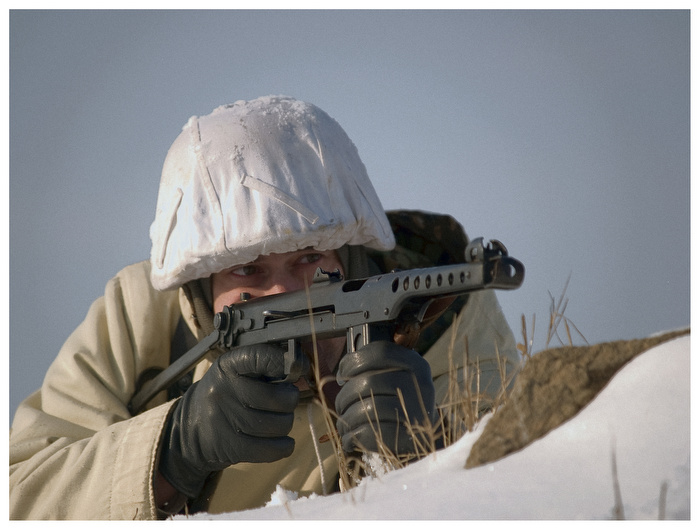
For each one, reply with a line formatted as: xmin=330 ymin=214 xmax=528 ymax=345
xmin=335 ymin=341 xmax=436 ymax=455
xmin=158 ymin=343 xmax=301 ymax=498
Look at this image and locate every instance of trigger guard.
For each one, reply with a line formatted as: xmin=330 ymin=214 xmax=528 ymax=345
xmin=281 ymin=341 xmax=309 ymax=383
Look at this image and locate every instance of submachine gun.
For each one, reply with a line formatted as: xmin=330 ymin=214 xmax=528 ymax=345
xmin=129 ymin=237 xmax=524 ymax=414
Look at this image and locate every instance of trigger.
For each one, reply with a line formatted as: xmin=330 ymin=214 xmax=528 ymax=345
xmin=281 ymin=339 xmax=309 ymax=383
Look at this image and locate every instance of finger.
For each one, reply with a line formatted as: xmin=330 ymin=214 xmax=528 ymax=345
xmin=219 ymin=344 xmax=287 ymax=380
xmin=337 ymin=395 xmax=430 ymax=433
xmin=337 ymin=342 xmax=430 ymax=379
xmin=340 ymin=422 xmax=415 ymax=454
xmin=335 ymin=370 xmax=429 ymax=414
xmin=231 ymin=407 xmax=296 ymax=438
xmin=230 ymin=376 xmax=300 ymax=413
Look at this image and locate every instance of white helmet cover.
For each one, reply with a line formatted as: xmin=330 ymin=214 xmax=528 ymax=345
xmin=149 ymin=96 xmax=395 ymax=290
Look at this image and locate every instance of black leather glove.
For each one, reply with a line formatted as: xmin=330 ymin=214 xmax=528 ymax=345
xmin=335 ymin=341 xmax=436 ymax=455
xmin=158 ymin=343 xmax=300 ymax=498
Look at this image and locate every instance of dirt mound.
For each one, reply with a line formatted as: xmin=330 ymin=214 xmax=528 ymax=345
xmin=465 ymin=328 xmax=689 ymax=469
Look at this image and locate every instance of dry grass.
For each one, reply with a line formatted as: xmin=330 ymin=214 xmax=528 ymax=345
xmin=305 ymin=279 xmax=585 ymax=492
xmin=544 ymin=275 xmax=588 ymax=349
xmin=302 ymin=279 xmax=679 ymax=519
xmin=518 ymin=275 xmax=588 ymax=359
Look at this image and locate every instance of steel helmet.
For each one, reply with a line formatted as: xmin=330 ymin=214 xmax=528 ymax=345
xmin=149 ymin=95 xmax=395 ymax=290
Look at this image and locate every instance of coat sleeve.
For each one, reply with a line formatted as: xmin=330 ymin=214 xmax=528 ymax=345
xmin=424 ymin=289 xmax=521 ymax=410
xmin=9 ymin=262 xmax=182 ymax=520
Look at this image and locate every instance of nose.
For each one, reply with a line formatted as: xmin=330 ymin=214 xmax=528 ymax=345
xmin=263 ymin=272 xmax=306 ymax=296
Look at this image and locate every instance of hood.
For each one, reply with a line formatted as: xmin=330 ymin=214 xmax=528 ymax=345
xmin=149 ymin=95 xmax=395 ymax=290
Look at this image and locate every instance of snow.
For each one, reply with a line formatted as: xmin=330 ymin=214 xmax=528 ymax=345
xmin=181 ymin=334 xmax=690 ymax=520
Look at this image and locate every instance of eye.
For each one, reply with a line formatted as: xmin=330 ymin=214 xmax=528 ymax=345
xmin=230 ymin=264 xmax=260 ymax=277
xmin=299 ymin=253 xmax=322 ymax=265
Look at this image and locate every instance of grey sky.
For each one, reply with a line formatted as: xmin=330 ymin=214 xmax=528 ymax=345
xmin=8 ymin=10 xmax=690 ymax=417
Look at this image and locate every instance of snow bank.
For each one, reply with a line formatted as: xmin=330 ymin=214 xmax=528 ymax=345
xmin=183 ymin=334 xmax=690 ymax=520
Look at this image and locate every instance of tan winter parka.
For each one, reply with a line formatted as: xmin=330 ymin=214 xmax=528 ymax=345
xmin=9 ymin=259 xmax=519 ymax=520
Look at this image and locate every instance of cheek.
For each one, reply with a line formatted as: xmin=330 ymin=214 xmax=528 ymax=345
xmin=211 ymin=274 xmax=245 ymax=312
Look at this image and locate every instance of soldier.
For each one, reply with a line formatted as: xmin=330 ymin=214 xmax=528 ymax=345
xmin=10 ymin=96 xmax=519 ymax=519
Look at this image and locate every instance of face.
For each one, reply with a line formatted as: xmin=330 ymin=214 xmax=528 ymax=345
xmin=211 ymin=248 xmax=344 ymax=311
xmin=211 ymin=248 xmax=346 ymax=385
